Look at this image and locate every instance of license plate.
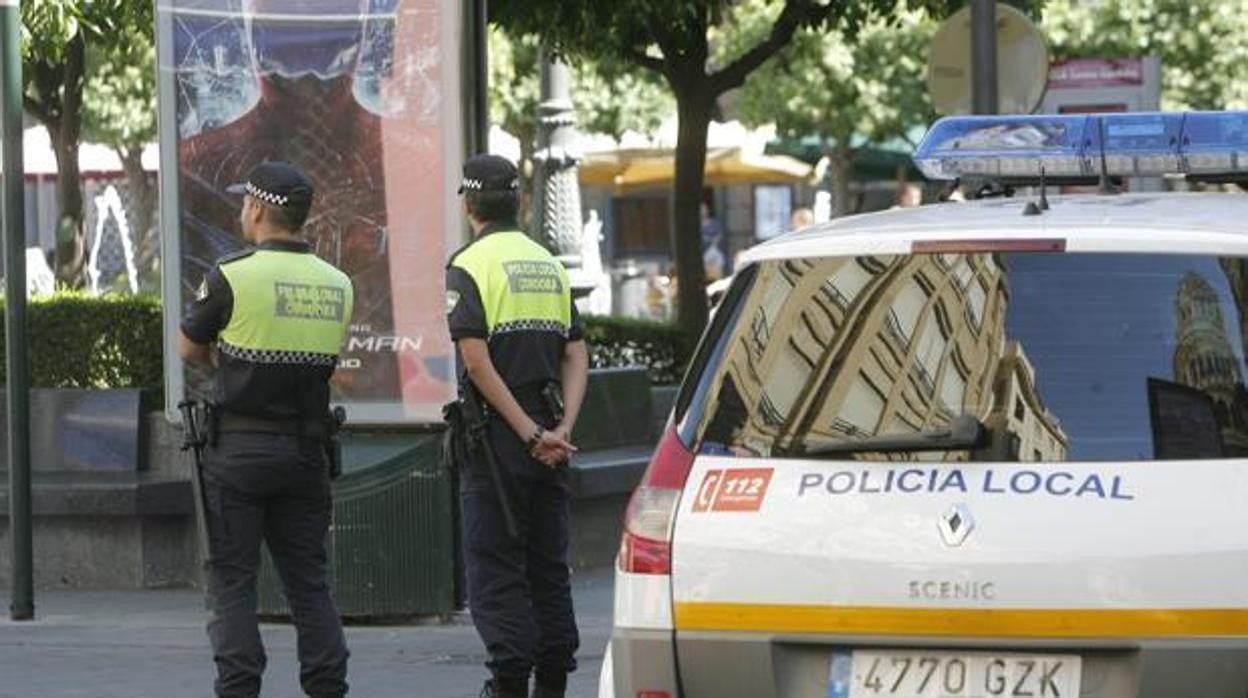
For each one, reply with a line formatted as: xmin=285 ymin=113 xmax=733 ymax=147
xmin=827 ymin=650 xmax=1081 ymax=698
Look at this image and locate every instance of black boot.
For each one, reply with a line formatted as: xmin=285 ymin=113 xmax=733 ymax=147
xmin=480 ymin=677 xmax=528 ymax=698
xmin=531 ymin=668 xmax=567 ymax=698
xmin=530 ymin=684 xmax=565 ymax=698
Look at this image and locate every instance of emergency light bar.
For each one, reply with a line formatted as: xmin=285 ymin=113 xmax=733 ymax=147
xmin=913 ymin=111 xmax=1248 ymax=181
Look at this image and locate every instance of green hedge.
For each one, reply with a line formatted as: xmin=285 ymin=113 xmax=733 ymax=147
xmin=0 ymin=293 xmax=690 ymax=393
xmin=0 ymin=293 xmax=164 ymax=392
xmin=582 ymin=315 xmax=694 ymax=386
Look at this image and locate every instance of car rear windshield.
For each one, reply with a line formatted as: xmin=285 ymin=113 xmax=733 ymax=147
xmin=683 ymin=252 xmax=1248 ymax=462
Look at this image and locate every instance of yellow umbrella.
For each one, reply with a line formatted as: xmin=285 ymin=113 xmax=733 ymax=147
xmin=579 ymin=147 xmax=812 ymax=191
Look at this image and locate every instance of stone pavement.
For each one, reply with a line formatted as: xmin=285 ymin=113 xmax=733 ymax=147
xmin=0 ymin=567 xmax=613 ymax=698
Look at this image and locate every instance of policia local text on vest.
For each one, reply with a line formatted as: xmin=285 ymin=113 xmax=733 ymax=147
xmin=178 ymin=162 xmax=355 ymax=698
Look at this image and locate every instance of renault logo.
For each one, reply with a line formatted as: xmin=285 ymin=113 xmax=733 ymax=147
xmin=938 ymin=504 xmax=974 ymax=547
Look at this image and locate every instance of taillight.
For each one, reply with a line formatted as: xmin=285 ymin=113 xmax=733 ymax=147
xmin=618 ymin=427 xmax=695 ymax=575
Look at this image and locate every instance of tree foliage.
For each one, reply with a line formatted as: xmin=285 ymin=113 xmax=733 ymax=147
xmin=488 ymin=28 xmax=542 ymax=156
xmin=726 ymin=4 xmax=937 ymax=215
xmin=82 ymin=22 xmax=156 ymax=151
xmin=19 ymin=0 xmax=154 ymax=286
xmin=489 ymin=27 xmax=671 ymax=229
xmin=489 ymin=28 xmax=672 ymax=147
xmin=727 ymin=7 xmax=935 ymax=147
xmin=1042 ymin=0 xmax=1248 ymax=111
xmin=82 ymin=14 xmax=159 ymax=290
xmin=490 ymin=0 xmax=951 ymax=337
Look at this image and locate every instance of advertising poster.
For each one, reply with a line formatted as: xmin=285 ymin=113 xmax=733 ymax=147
xmin=158 ymin=0 xmax=462 ymax=422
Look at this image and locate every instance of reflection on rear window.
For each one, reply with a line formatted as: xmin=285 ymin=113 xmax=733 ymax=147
xmin=694 ymin=253 xmax=1248 ymax=462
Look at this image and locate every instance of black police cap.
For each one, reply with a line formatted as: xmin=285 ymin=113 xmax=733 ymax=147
xmin=458 ymin=154 xmax=519 ymax=194
xmin=226 ymin=161 xmax=314 ymax=214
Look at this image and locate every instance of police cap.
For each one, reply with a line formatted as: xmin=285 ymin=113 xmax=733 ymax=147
xmin=458 ymin=154 xmax=519 ymax=195
xmin=226 ymin=161 xmax=314 ymax=217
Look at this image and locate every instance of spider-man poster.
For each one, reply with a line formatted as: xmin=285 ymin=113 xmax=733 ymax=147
xmin=158 ymin=0 xmax=461 ymax=422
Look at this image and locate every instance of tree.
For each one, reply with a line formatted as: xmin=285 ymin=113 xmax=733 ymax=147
xmin=19 ymin=0 xmax=151 ymax=286
xmin=726 ymin=4 xmax=937 ymax=216
xmin=82 ymin=14 xmax=158 ymax=289
xmin=1041 ymin=0 xmax=1248 ymax=111
xmin=490 ymin=0 xmax=949 ymax=337
xmin=488 ymin=27 xmax=672 ymax=227
xmin=573 ymin=53 xmax=672 ymax=143
xmin=489 ymin=28 xmax=542 ymax=184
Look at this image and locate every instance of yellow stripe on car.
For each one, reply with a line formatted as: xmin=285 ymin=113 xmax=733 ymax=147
xmin=675 ymin=602 xmax=1248 ymax=638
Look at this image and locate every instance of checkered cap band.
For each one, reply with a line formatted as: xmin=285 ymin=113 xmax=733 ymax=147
xmin=460 ymin=177 xmax=519 ymax=192
xmin=245 ymin=182 xmax=289 ymax=207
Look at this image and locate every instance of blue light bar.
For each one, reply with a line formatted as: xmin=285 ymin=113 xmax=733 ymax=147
xmin=914 ymin=115 xmax=1094 ymax=179
xmin=1097 ymin=113 xmax=1182 ymax=176
xmin=1181 ymin=111 xmax=1248 ymax=174
xmin=913 ymin=111 xmax=1248 ymax=181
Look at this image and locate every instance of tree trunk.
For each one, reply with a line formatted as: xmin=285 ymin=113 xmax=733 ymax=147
xmin=51 ymin=34 xmax=86 ymax=287
xmin=119 ymin=146 xmax=158 ymax=287
xmin=51 ymin=134 xmax=85 ymax=286
xmin=671 ymin=82 xmax=713 ymax=339
xmin=829 ymin=143 xmax=855 ymax=218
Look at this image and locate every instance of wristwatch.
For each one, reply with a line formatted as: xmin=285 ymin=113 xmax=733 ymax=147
xmin=526 ymin=427 xmax=545 ymax=450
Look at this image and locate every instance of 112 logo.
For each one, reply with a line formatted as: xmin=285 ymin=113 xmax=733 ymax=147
xmin=692 ymin=468 xmax=774 ymax=513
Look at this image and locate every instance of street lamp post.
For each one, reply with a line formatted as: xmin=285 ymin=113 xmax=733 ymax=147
xmin=1 ymin=0 xmax=33 ymax=621
xmin=971 ymin=0 xmax=999 ymax=115
xmin=531 ymin=50 xmax=593 ymax=298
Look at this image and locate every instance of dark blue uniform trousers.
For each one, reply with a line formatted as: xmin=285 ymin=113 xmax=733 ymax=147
xmin=461 ymin=415 xmax=580 ymax=685
xmin=202 ymin=432 xmax=350 ymax=698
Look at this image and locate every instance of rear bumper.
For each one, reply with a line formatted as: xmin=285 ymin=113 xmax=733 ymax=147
xmin=662 ymin=631 xmax=1248 ymax=698
xmin=609 ymin=627 xmax=681 ymax=697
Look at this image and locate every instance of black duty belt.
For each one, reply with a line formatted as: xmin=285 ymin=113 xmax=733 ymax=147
xmin=218 ymin=413 xmax=327 ymax=438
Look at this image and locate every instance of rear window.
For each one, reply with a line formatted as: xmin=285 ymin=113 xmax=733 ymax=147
xmin=687 ymin=252 xmax=1248 ymax=462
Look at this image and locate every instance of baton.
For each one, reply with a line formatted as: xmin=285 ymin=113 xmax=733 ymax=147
xmin=461 ymin=388 xmax=520 ymax=539
xmin=177 ymin=400 xmax=212 ymax=569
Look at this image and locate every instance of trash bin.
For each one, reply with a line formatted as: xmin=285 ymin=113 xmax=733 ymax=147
xmin=257 ymin=430 xmax=455 ymax=621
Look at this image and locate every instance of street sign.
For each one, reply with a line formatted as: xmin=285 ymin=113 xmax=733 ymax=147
xmin=928 ymin=3 xmax=1050 ymax=115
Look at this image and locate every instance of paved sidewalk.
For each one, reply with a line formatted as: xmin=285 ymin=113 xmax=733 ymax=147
xmin=0 ymin=567 xmax=612 ymax=698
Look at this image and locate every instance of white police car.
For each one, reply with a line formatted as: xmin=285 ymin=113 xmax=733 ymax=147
xmin=600 ymin=112 xmax=1248 ymax=698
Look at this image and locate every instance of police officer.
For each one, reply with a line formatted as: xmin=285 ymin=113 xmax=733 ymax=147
xmin=178 ymin=161 xmax=354 ymax=698
xmin=446 ymin=154 xmax=589 ymax=698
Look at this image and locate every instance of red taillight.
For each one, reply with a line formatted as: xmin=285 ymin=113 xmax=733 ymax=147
xmin=618 ymin=427 xmax=695 ymax=576
xmin=637 ymin=692 xmax=672 ymax=698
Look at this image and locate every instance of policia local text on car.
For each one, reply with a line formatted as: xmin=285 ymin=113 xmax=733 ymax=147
xmin=444 ymin=154 xmax=590 ymax=698
xmin=178 ymin=162 xmax=355 ymax=698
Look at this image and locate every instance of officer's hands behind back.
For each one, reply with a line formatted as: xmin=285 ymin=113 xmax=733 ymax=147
xmin=531 ymin=428 xmax=576 ymax=468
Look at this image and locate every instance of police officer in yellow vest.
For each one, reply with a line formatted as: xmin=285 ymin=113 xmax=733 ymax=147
xmin=447 ymin=155 xmax=589 ymax=698
xmin=178 ymin=162 xmax=354 ymax=698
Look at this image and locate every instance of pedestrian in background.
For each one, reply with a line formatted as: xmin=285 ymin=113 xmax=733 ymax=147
xmin=179 ymin=161 xmax=354 ymax=698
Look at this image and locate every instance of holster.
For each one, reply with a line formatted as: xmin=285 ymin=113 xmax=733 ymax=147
xmin=440 ymin=400 xmax=473 ymax=473
xmin=202 ymin=401 xmax=220 ymax=448
xmin=325 ymin=406 xmax=346 ymax=480
xmin=541 ymin=381 xmax=565 ymax=424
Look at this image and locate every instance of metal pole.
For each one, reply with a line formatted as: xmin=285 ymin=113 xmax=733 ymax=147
xmin=532 ymin=50 xmax=582 ymax=255
xmin=531 ymin=50 xmax=596 ymax=298
xmin=971 ymin=0 xmax=998 ymax=115
xmin=471 ymin=0 xmax=488 ymax=154
xmin=0 ymin=0 xmax=33 ymax=621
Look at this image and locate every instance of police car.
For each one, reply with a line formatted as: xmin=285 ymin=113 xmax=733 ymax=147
xmin=600 ymin=112 xmax=1248 ymax=698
